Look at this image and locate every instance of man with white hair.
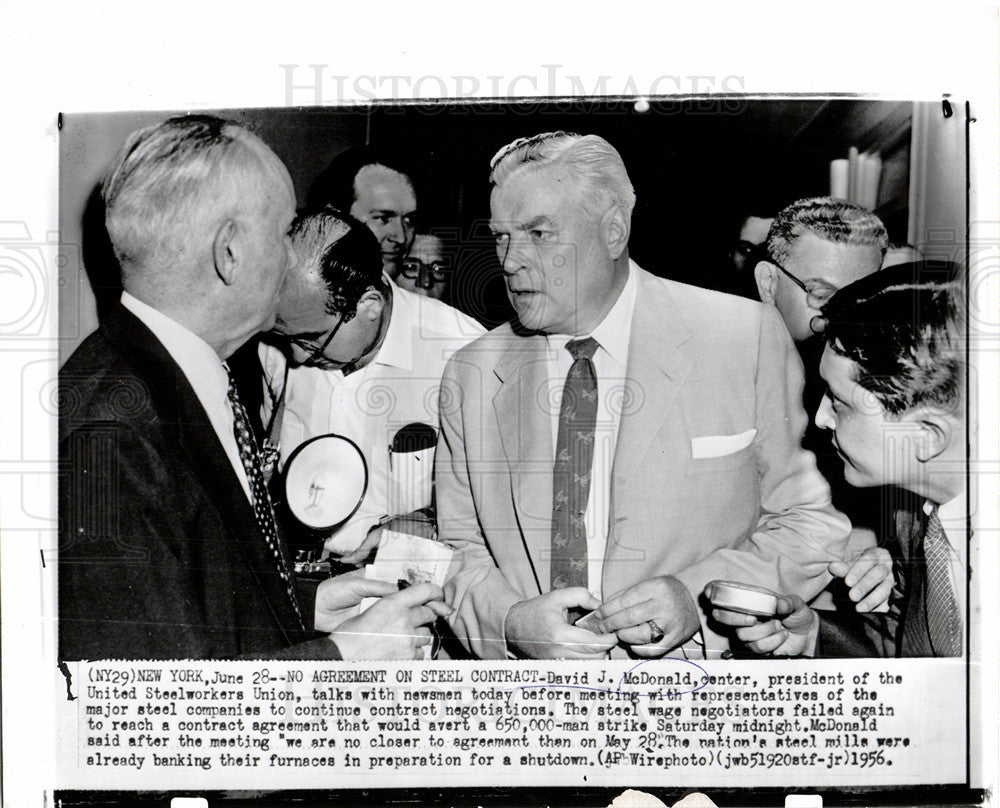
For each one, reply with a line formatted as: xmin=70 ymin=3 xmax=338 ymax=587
xmin=59 ymin=115 xmax=447 ymax=660
xmin=436 ymin=131 xmax=850 ymax=659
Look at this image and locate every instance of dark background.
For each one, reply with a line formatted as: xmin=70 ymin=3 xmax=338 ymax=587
xmin=60 ymin=98 xmax=913 ymax=348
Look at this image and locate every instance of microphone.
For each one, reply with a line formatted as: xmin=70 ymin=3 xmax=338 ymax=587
xmin=388 ymin=423 xmax=437 ymax=515
xmin=390 ymin=422 xmax=437 ymax=455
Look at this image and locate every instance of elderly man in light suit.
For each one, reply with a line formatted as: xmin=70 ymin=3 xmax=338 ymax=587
xmin=435 ymin=131 xmax=850 ymax=659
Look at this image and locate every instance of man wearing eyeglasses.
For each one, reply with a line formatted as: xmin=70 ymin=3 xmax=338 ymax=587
xmin=260 ymin=209 xmax=484 ymax=560
xmin=753 ymin=197 xmax=887 ymax=343
xmin=754 ymin=197 xmax=891 ymax=590
xmin=396 ymin=233 xmax=451 ymax=301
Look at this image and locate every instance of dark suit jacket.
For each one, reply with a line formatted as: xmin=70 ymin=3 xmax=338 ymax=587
xmin=817 ymin=498 xmax=941 ymax=657
xmin=59 ymin=305 xmax=337 ymax=660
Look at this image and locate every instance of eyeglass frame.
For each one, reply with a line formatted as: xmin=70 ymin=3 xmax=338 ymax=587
xmin=286 ymin=309 xmax=354 ymax=366
xmin=400 ymin=256 xmax=452 ymax=284
xmin=764 ymin=256 xmax=841 ymax=307
xmin=763 ymin=256 xmax=840 ymax=335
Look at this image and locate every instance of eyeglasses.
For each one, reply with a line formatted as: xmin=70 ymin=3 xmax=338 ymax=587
xmin=766 ymin=257 xmax=839 ymax=310
xmin=287 ymin=312 xmax=352 ymax=367
xmin=401 ymin=257 xmax=451 ymax=284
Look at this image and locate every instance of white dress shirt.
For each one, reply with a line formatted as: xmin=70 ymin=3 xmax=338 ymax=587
xmin=260 ymin=281 xmax=484 ymax=555
xmin=121 ymin=292 xmax=253 ymax=502
xmin=544 ymin=267 xmax=637 ymax=599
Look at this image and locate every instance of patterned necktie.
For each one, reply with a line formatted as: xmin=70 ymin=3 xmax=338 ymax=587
xmin=226 ymin=367 xmax=304 ymax=629
xmin=923 ymin=507 xmax=962 ymax=656
xmin=550 ymin=337 xmax=599 ymax=591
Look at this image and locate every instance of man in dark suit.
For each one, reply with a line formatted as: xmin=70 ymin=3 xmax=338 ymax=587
xmin=707 ymin=262 xmax=966 ymax=657
xmin=59 ymin=115 xmax=447 ymax=660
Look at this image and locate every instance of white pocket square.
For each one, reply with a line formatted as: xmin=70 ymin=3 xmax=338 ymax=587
xmin=691 ymin=429 xmax=757 ymax=459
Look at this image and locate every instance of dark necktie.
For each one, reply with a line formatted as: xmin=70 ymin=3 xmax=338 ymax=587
xmin=226 ymin=368 xmax=304 ymax=629
xmin=923 ymin=508 xmax=962 ymax=656
xmin=550 ymin=337 xmax=599 ymax=591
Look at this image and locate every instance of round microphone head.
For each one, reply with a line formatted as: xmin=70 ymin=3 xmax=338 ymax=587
xmin=283 ymin=434 xmax=368 ymax=531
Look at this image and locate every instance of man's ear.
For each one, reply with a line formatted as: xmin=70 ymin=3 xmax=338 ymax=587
xmin=213 ymin=220 xmax=239 ymax=285
xmin=355 ymin=288 xmax=386 ymax=320
xmin=910 ymin=408 xmax=956 ymax=463
xmin=603 ymin=204 xmax=631 ymax=261
xmin=754 ymin=260 xmax=777 ymax=304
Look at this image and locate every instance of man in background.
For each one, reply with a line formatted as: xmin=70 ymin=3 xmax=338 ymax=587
xmin=397 ymin=233 xmax=451 ymax=301
xmin=59 ymin=116 xmax=447 ymax=660
xmin=722 ymin=210 xmax=773 ymax=298
xmin=754 ymin=197 xmax=887 ymax=344
xmin=709 ymin=263 xmax=966 ymax=657
xmin=309 ymin=146 xmax=418 ymax=280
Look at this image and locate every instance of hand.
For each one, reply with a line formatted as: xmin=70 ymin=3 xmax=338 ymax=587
xmin=591 ymin=576 xmax=701 ymax=657
xmin=339 ymin=523 xmax=386 ymax=566
xmin=705 ymin=584 xmax=817 ymax=657
xmin=829 ymin=546 xmax=894 ymax=613
xmin=340 ymin=511 xmax=437 ymax=566
xmin=505 ymin=588 xmax=618 ymax=659
xmin=324 ymin=581 xmax=453 ymax=660
xmin=314 ymin=571 xmax=391 ymax=632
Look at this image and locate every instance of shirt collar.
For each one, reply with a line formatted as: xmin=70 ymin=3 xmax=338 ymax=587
xmin=121 ymin=291 xmax=229 ymax=404
xmin=370 ymin=277 xmax=413 ymax=371
xmin=546 ymin=263 xmax=636 ymax=366
xmin=931 ymin=491 xmax=967 ymax=536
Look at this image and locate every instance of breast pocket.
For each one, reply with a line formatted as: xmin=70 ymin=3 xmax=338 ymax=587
xmin=685 ymin=443 xmax=757 ymax=477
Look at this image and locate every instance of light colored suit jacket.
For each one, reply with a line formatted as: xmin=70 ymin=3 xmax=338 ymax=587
xmin=436 ymin=264 xmax=850 ymax=658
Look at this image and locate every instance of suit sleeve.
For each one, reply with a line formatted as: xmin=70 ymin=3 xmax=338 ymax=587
xmin=58 ymin=418 xmax=340 ymax=661
xmin=435 ymin=361 xmax=523 ymax=659
xmin=673 ymin=306 xmax=851 ymax=653
xmin=815 ymin=610 xmax=898 ymax=657
xmin=59 ymin=420 xmax=228 ymax=660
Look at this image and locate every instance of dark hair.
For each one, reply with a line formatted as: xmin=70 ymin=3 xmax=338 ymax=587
xmin=820 ymin=261 xmax=963 ymax=416
xmin=289 ymin=207 xmax=384 ymax=317
xmin=307 ymin=146 xmax=415 ymax=211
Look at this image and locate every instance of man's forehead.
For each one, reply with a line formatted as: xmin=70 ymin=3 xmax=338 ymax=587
xmin=787 ymin=231 xmax=882 ymax=284
xmin=490 ymin=166 xmax=582 ymax=222
xmin=819 ymin=345 xmax=862 ymax=391
xmin=410 ymin=236 xmax=444 ymax=259
xmin=353 ymin=164 xmax=416 ymax=207
xmin=739 ymin=216 xmax=772 ymax=244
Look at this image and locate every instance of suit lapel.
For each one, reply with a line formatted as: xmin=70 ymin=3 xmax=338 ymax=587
xmin=493 ymin=335 xmax=554 ymax=588
xmin=105 ymin=307 xmax=298 ymax=644
xmin=612 ymin=270 xmax=694 ymax=488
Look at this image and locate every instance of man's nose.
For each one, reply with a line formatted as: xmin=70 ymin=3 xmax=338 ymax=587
xmin=386 ymin=218 xmax=406 ymax=244
xmin=498 ymin=236 xmax=526 ymax=276
xmin=814 ymin=395 xmax=834 ymax=431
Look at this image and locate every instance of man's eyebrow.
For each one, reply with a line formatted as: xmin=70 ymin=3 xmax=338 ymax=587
xmin=369 ymin=207 xmax=418 ymax=216
xmin=519 ymin=215 xmax=555 ymax=231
